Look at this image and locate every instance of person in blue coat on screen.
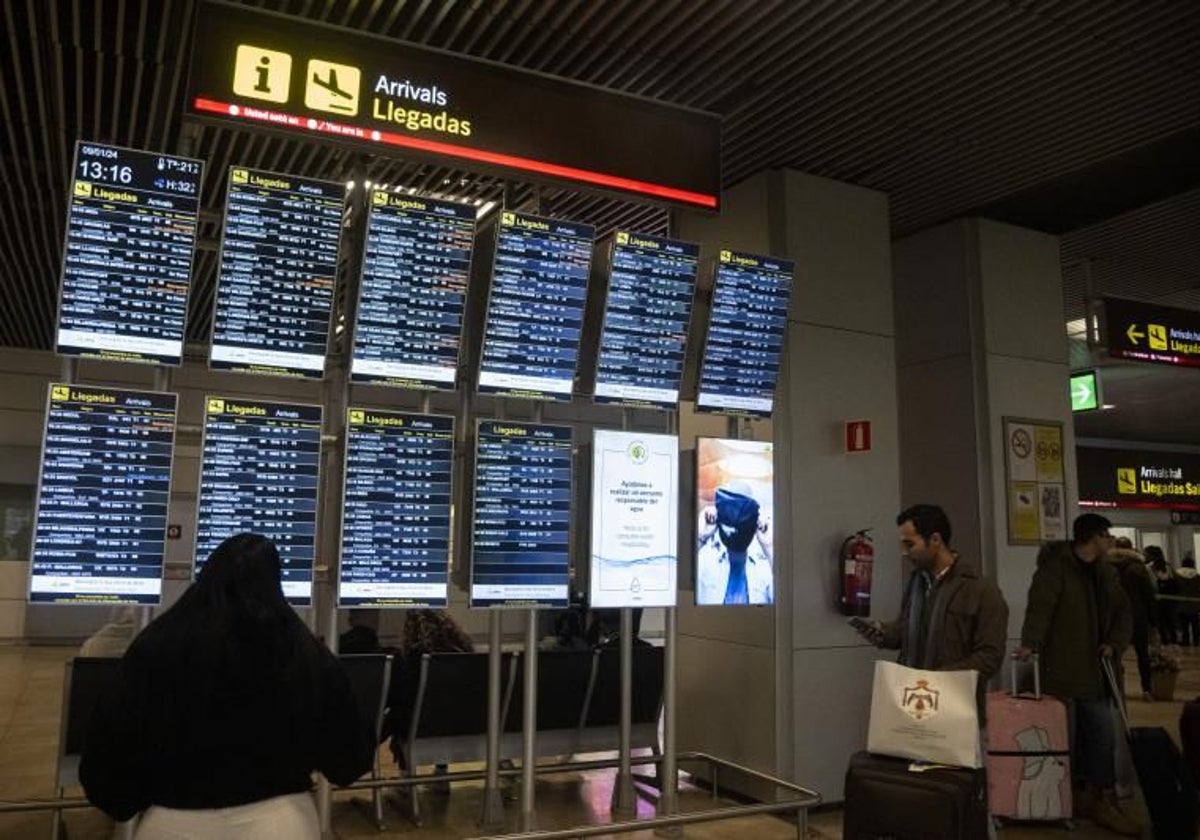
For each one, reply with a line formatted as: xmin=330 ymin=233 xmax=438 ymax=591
xmin=696 ymin=481 xmax=774 ymax=605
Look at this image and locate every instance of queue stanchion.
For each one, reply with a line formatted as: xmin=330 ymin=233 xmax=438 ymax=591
xmin=480 ymin=611 xmax=506 ymax=829
xmin=521 ymin=608 xmax=539 ymax=831
xmin=612 ymin=606 xmax=637 ymax=817
xmin=655 ymin=605 xmax=680 ymax=837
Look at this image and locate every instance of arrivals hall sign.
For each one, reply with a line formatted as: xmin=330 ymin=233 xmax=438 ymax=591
xmin=1103 ymin=297 xmax=1200 ymax=368
xmin=1078 ymin=446 xmax=1200 ymax=511
xmin=186 ymin=2 xmax=721 ymax=210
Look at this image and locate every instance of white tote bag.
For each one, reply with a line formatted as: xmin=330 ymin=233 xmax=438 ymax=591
xmin=867 ymin=660 xmax=981 ymax=768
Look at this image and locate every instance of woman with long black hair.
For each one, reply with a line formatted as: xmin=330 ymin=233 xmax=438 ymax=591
xmin=80 ymin=533 xmax=374 ymax=837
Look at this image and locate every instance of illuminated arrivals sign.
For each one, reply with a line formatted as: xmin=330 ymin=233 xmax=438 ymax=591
xmin=1078 ymin=446 xmax=1200 ymax=511
xmin=186 ymin=1 xmax=720 ymax=210
xmin=1103 ymin=297 xmax=1200 ymax=368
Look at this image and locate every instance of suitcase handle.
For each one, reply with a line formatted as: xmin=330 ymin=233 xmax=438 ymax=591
xmin=1009 ymin=652 xmax=1041 ymax=699
xmin=1100 ymin=656 xmax=1131 ymax=736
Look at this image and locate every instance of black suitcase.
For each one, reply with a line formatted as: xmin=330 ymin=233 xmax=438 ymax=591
xmin=1103 ymin=660 xmax=1199 ymax=839
xmin=844 ymin=751 xmax=989 ymax=839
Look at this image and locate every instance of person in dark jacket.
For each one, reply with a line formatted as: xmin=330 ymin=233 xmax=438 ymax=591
xmin=1016 ymin=514 xmax=1138 ymax=836
xmin=1110 ymin=537 xmax=1157 ymax=701
xmin=1146 ymin=546 xmax=1178 ymax=644
xmin=1175 ymin=552 xmax=1200 ymax=646
xmin=854 ymin=504 xmax=1009 ymax=726
xmin=80 ymin=534 xmax=374 ymax=837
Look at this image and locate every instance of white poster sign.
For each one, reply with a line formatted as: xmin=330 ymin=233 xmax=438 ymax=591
xmin=589 ymin=429 xmax=678 ymax=608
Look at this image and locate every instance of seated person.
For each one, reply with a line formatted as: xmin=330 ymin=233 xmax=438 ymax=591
xmin=79 ymin=606 xmax=140 ymax=658
xmin=80 ymin=533 xmax=375 ymax=839
xmin=339 ymin=609 xmax=383 ymax=654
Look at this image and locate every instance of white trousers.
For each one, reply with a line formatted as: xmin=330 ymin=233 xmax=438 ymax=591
xmin=134 ymin=792 xmax=319 ymax=840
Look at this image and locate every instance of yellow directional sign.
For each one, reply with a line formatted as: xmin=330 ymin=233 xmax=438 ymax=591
xmin=1149 ymin=323 xmax=1168 ymax=351
xmin=1117 ymin=468 xmax=1137 ymax=494
xmin=233 ymin=45 xmax=292 ymax=104
xmin=1126 ymin=324 xmax=1144 ymax=345
xmin=305 ymin=59 xmax=361 ymax=116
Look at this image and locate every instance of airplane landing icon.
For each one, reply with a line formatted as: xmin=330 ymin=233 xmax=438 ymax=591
xmin=305 ymin=60 xmax=361 ymax=116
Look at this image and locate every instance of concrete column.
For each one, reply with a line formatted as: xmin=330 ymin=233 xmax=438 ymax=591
xmin=893 ymin=218 xmax=1076 ymax=641
xmin=676 ymin=169 xmax=901 ymax=802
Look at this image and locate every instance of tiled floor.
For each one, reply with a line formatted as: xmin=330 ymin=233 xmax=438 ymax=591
xmin=0 ymin=645 xmax=1195 ymax=838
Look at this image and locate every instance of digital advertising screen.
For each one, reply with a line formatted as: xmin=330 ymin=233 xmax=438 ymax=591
xmin=55 ymin=141 xmax=202 ymax=365
xmin=471 ymin=420 xmax=572 ymax=608
xmin=695 ymin=250 xmax=794 ymax=417
xmin=589 ymin=429 xmax=679 ymax=608
xmin=351 ymin=192 xmax=475 ymax=389
xmin=210 ymin=167 xmax=344 ymax=377
xmin=593 ymin=232 xmax=699 ymax=409
xmin=29 ymin=384 xmax=177 ymax=604
xmin=339 ymin=409 xmax=454 ymax=607
xmin=194 ymin=397 xmax=323 ymax=605
xmin=477 ymin=211 xmax=594 ymax=401
xmin=694 ymin=437 xmax=774 ymax=606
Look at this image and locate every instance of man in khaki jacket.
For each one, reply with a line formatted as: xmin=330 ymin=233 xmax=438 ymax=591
xmin=855 ymin=504 xmax=1009 ymax=726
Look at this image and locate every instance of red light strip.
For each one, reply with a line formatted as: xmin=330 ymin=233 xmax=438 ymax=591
xmin=1079 ymin=499 xmax=1200 ymax=511
xmin=193 ymin=98 xmax=718 ymax=209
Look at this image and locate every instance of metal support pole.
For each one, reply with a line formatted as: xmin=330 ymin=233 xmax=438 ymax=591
xmin=521 ymin=609 xmax=539 ymax=831
xmin=480 ymin=612 xmax=506 ymax=829
xmin=612 ymin=607 xmax=637 ymax=816
xmin=655 ymin=606 xmax=680 ymax=836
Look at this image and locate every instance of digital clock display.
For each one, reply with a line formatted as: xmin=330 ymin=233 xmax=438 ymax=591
xmin=55 ymin=141 xmax=203 ymax=366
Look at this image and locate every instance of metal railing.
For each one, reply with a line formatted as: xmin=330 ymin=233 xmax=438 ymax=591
xmin=0 ymin=751 xmax=821 ymax=839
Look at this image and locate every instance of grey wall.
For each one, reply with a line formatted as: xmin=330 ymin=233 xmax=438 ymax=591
xmin=677 ymin=170 xmax=901 ymax=803
xmin=893 ymin=219 xmax=1076 ymax=642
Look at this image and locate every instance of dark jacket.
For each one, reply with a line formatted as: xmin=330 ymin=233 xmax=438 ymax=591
xmin=81 ymin=622 xmax=374 ymax=821
xmin=880 ymin=558 xmax=1009 ymax=724
xmin=1109 ymin=548 xmax=1156 ymax=634
xmin=1020 ymin=541 xmax=1133 ymax=701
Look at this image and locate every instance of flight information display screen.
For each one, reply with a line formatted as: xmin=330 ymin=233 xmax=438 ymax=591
xmin=194 ymin=397 xmax=323 ymax=605
xmin=340 ymin=409 xmax=454 ymax=607
xmin=351 ymin=192 xmax=475 ymax=389
xmin=594 ymin=231 xmax=699 ymax=409
xmin=29 ymin=384 xmax=177 ymax=604
xmin=695 ymin=250 xmax=794 ymax=417
xmin=478 ymin=211 xmax=595 ymax=400
xmin=471 ymin=421 xmax=572 ymax=607
xmin=55 ymin=141 xmax=202 ymax=365
xmin=210 ymin=167 xmax=344 ymax=378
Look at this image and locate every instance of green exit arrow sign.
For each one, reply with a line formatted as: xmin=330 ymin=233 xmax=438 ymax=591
xmin=1071 ymin=370 xmax=1101 ymax=412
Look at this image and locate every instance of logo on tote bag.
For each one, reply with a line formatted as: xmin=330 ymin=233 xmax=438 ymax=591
xmin=902 ymin=679 xmax=940 ymax=721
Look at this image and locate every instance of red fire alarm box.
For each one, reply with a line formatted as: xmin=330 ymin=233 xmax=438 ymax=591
xmin=845 ymin=420 xmax=872 ymax=453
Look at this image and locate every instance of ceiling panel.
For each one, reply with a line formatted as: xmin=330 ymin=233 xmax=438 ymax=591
xmin=1 ymin=0 xmax=1198 ymax=352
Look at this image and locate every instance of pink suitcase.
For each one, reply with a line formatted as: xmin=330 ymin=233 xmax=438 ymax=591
xmin=985 ymin=656 xmax=1072 ymax=824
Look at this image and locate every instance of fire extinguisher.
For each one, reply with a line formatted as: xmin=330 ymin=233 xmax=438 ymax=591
xmin=838 ymin=529 xmax=874 ymax=616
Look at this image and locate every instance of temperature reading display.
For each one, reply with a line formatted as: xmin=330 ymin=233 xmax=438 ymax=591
xmin=30 ymin=384 xmax=177 ymax=604
xmin=194 ymin=398 xmax=323 ymax=605
xmin=55 ymin=141 xmax=203 ymax=365
xmin=478 ymin=211 xmax=594 ymax=401
xmin=471 ymin=421 xmax=573 ymax=608
xmin=210 ymin=167 xmax=345 ymax=378
xmin=594 ymin=231 xmax=699 ymax=409
xmin=340 ymin=410 xmax=454 ymax=607
xmin=351 ymin=192 xmax=475 ymax=389
xmin=695 ymin=250 xmax=794 ymax=417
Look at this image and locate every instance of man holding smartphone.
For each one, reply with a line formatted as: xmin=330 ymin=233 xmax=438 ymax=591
xmin=852 ymin=504 xmax=1009 ymax=726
